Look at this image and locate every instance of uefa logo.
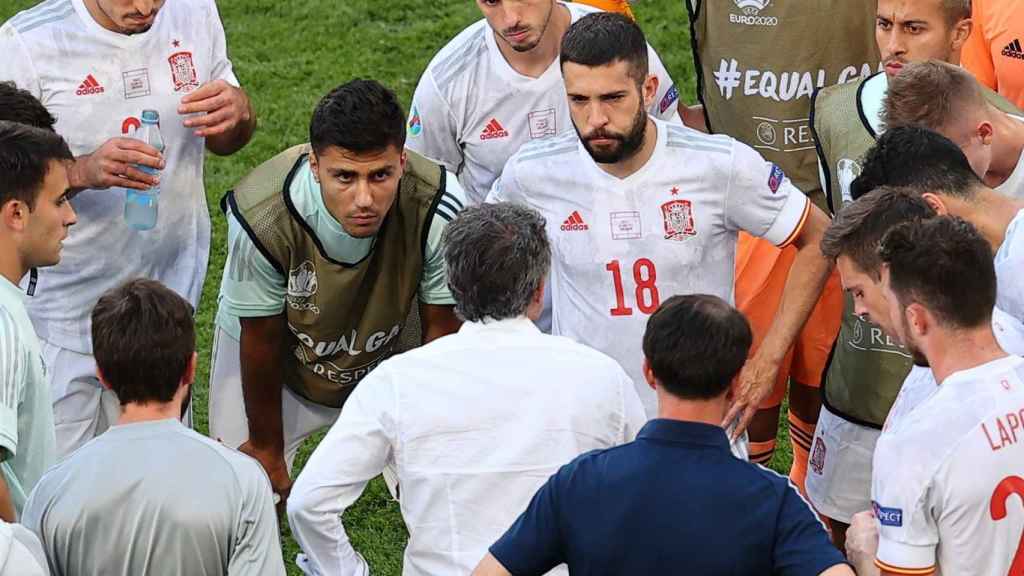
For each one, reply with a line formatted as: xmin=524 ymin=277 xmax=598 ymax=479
xmin=734 ymin=0 xmax=771 ymax=15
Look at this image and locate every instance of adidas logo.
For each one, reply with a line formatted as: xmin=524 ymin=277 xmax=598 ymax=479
xmin=560 ymin=211 xmax=589 ymax=232
xmin=480 ymin=118 xmax=509 ymax=140
xmin=1003 ymin=38 xmax=1024 ymax=60
xmin=75 ymin=74 xmax=105 ymax=96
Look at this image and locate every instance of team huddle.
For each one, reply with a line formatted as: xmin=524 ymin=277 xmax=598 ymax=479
xmin=0 ymin=0 xmax=1023 ymax=574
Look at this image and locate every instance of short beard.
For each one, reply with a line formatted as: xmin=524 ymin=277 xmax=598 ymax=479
xmin=506 ymin=2 xmax=553 ymax=53
xmin=578 ymin=102 xmax=648 ymax=165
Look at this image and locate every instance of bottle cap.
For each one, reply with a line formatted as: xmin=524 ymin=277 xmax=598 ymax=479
xmin=141 ymin=109 xmax=160 ymax=124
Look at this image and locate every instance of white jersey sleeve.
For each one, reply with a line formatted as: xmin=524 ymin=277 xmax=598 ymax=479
xmin=0 ymin=310 xmax=21 ymax=460
xmin=724 ymin=141 xmax=810 ymax=247
xmin=219 ymin=211 xmax=287 ymax=320
xmin=996 ymin=209 xmax=1024 ymax=323
xmin=419 ymin=175 xmax=466 ymax=305
xmin=206 ymin=0 xmax=239 ymax=87
xmin=0 ymin=25 xmax=40 ymax=96
xmin=405 ymin=72 xmax=463 ymax=175
xmin=484 ymin=155 xmax=528 ymax=206
xmin=872 ymin=458 xmax=940 ymax=572
xmin=647 ymin=44 xmax=680 ymax=123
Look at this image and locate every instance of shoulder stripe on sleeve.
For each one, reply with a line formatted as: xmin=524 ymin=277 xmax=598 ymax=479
xmin=874 ymin=559 xmax=936 ymax=575
xmin=441 ymin=191 xmax=464 ymax=211
xmin=665 ymin=127 xmax=733 ymax=155
xmin=0 ymin=309 xmax=22 ymax=411
xmin=516 ymin=130 xmax=578 ymax=155
xmin=227 ymin=232 xmax=256 ymax=283
xmin=437 ymin=197 xmax=461 ymax=219
xmin=11 ymin=1 xmax=73 ymax=33
xmin=8 ymin=0 xmax=62 ymax=27
xmin=516 ymin=144 xmax=578 ymax=165
xmin=665 ymin=140 xmax=734 ymax=155
xmin=435 ymin=205 xmax=457 ymax=222
xmin=433 ymin=29 xmax=487 ymax=89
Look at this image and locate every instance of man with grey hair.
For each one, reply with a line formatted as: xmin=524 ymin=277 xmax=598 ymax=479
xmin=286 ymin=202 xmax=645 ymax=576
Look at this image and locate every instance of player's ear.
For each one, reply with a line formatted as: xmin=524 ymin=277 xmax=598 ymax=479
xmin=525 ymin=276 xmax=546 ymax=321
xmin=906 ymin=303 xmax=928 ymax=338
xmin=642 ymin=357 xmax=657 ymax=391
xmin=920 ymin=192 xmax=948 ymax=215
xmin=951 ymin=17 xmax=972 ymax=51
xmin=95 ymin=367 xmax=114 ymax=391
xmin=642 ymin=73 xmax=659 ymax=110
xmin=1 ymin=198 xmax=29 ymax=233
xmin=979 ymin=121 xmax=995 ymax=146
xmin=182 ymin=351 xmax=198 ymax=387
xmin=308 ymin=150 xmax=321 ymax=184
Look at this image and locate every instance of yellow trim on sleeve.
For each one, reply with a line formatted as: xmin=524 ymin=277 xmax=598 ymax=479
xmin=874 ymin=558 xmax=937 ymax=575
xmin=776 ymin=197 xmax=811 ymax=249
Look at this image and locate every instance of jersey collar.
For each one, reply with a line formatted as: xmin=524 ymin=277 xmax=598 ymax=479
xmin=638 ymin=419 xmax=732 ymax=451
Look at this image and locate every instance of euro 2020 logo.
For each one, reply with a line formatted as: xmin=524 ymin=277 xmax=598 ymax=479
xmin=734 ymin=0 xmax=771 ymax=15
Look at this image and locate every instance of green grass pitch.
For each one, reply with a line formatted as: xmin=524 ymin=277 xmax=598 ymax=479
xmin=0 ymin=1 xmax=795 ymax=572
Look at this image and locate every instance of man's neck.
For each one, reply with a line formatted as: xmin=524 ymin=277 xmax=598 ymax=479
xmin=0 ymin=249 xmax=28 ymax=289
xmin=655 ymin=390 xmax=727 ymax=427
xmin=598 ymin=118 xmax=658 ymax=179
xmin=116 ymin=401 xmax=183 ymax=426
xmin=960 ymin=190 xmax=1024 ymax=249
xmin=987 ymin=111 xmax=1024 ymax=189
xmin=81 ymin=0 xmax=122 ymax=33
xmin=494 ymin=3 xmax=571 ymax=79
xmin=927 ymin=327 xmax=1007 ymax=386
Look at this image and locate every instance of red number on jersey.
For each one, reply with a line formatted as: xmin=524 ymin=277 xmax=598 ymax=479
xmin=991 ymin=475 xmax=1024 ymax=575
xmin=605 ymin=259 xmax=661 ymax=317
xmin=606 ymin=260 xmax=633 ymax=316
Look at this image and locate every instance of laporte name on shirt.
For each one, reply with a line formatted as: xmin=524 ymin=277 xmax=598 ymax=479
xmin=981 ymin=402 xmax=1024 ymax=452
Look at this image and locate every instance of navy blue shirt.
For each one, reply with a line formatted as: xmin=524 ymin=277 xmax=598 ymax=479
xmin=490 ymin=419 xmax=845 ymax=575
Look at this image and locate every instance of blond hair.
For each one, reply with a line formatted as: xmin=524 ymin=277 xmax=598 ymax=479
xmin=882 ymin=60 xmax=986 ymax=132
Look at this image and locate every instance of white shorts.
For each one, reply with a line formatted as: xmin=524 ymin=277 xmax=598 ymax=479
xmin=208 ymin=327 xmax=341 ymax=469
xmin=43 ymin=339 xmax=195 ymax=458
xmin=805 ymin=404 xmax=880 ymax=524
xmin=209 ymin=327 xmax=400 ymax=496
xmin=41 ymin=339 xmax=121 ymax=458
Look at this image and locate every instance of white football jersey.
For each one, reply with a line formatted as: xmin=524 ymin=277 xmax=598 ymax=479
xmin=406 ymin=1 xmax=680 ymax=204
xmin=488 ymin=118 xmax=810 ymax=415
xmin=873 ymin=355 xmax=1024 ymax=575
xmin=885 ymin=307 xmax=1024 ymax=432
xmin=0 ymin=0 xmax=238 ymax=353
xmin=996 ymin=209 xmax=1024 ymax=326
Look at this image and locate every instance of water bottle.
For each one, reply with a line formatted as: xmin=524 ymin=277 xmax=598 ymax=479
xmin=124 ymin=109 xmax=165 ymax=231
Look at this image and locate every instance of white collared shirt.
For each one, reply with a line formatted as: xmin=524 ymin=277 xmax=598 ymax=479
xmin=287 ymin=317 xmax=645 ymax=576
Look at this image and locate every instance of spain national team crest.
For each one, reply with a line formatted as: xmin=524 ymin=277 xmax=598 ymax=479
xmin=168 ymin=51 xmax=199 ymax=92
xmin=661 ymin=199 xmax=696 ymax=241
